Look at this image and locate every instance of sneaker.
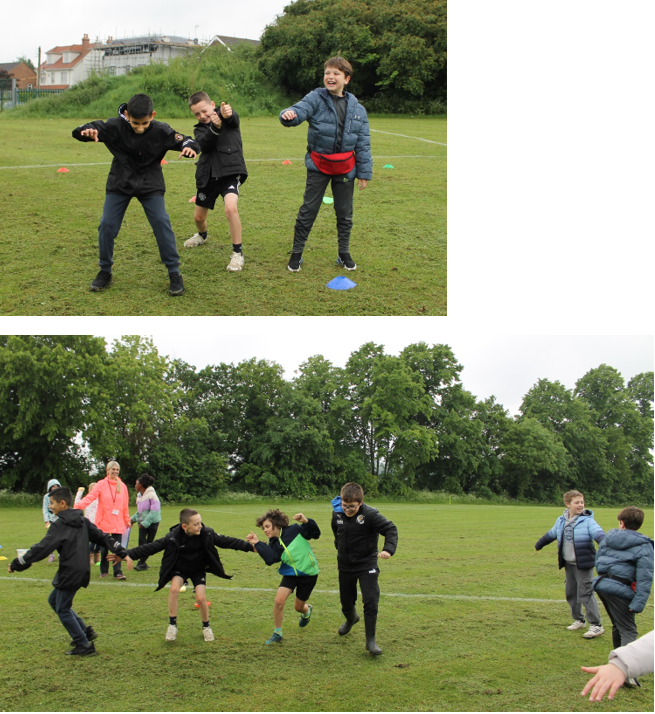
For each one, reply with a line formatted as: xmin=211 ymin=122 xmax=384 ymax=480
xmin=90 ymin=270 xmax=112 ymax=292
xmin=266 ymin=632 xmax=283 ymax=645
xmin=203 ymin=626 xmax=215 ymax=642
xmin=70 ymin=626 xmax=98 ymax=647
xmin=299 ymin=603 xmax=313 ymax=628
xmin=114 ymin=573 xmax=126 ymax=580
xmin=134 ymin=563 xmax=148 ymax=571
xmin=567 ymin=620 xmax=586 ymax=630
xmin=47 ymin=553 xmax=55 ymax=563
xmin=165 ymin=625 xmax=177 ymax=641
xmin=623 ymin=677 xmax=641 ymax=688
xmin=227 ymin=252 xmax=244 ymax=272
xmin=184 ymin=232 xmax=207 ymax=247
xmin=287 ymin=252 xmax=303 ymax=272
xmin=65 ymin=642 xmax=97 ymax=656
xmin=99 ymin=572 xmax=108 ymax=578
xmin=583 ymin=625 xmax=605 ymax=639
xmin=169 ymin=271 xmax=184 ymax=296
xmin=337 ymin=253 xmax=357 ymax=271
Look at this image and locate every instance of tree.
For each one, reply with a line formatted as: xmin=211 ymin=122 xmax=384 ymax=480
xmin=15 ymin=56 xmax=35 ymax=71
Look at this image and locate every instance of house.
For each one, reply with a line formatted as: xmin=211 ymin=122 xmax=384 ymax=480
xmin=206 ymin=35 xmax=261 ymax=50
xmin=0 ymin=61 xmax=37 ymax=89
xmin=39 ymin=34 xmax=95 ymax=89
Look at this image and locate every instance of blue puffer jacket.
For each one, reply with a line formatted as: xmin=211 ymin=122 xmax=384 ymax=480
xmin=279 ymin=88 xmax=373 ymax=181
xmin=535 ymin=509 xmax=605 ymax=570
xmin=593 ymin=528 xmax=654 ymax=613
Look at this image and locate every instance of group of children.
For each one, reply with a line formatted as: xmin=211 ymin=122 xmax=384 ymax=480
xmin=9 ymin=481 xmax=397 ymax=658
xmin=535 ymin=489 xmax=653 ymax=688
xmin=73 ymin=56 xmax=372 ymax=296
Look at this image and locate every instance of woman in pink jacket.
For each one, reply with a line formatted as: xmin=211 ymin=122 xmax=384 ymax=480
xmin=75 ymin=461 xmax=131 ymax=580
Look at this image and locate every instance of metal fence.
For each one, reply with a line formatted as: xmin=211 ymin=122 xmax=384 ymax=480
xmin=0 ymin=79 xmax=66 ymax=110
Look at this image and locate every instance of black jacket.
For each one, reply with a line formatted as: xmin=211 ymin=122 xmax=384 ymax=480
xmin=10 ymin=508 xmax=127 ymax=591
xmin=193 ymin=110 xmax=247 ymax=188
xmin=331 ymin=503 xmax=398 ymax=572
xmin=127 ymin=523 xmax=253 ymax=591
xmin=72 ymin=103 xmax=198 ymax=197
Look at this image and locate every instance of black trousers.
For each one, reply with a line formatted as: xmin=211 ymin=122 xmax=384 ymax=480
xmin=293 ymin=170 xmax=355 ymax=253
xmin=100 ymin=532 xmax=123 ymax=576
xmin=137 ymin=523 xmax=160 ymax=565
xmin=338 ymin=567 xmax=380 ymax=618
xmin=597 ymin=591 xmax=638 ymax=648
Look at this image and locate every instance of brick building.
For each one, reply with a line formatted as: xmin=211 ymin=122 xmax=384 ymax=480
xmin=0 ymin=61 xmax=37 ymax=89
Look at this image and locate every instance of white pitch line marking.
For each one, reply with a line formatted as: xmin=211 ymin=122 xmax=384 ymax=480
xmin=370 ymin=128 xmax=446 ymax=146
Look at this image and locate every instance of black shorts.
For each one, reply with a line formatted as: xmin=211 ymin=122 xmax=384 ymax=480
xmin=279 ymin=574 xmax=318 ymax=602
xmin=173 ymin=571 xmax=207 ymax=588
xmin=196 ymin=174 xmax=246 ymax=210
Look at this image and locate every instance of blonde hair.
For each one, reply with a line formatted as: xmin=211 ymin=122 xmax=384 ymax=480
xmin=563 ymin=490 xmax=583 ymax=505
xmin=106 ymin=461 xmax=122 ymax=492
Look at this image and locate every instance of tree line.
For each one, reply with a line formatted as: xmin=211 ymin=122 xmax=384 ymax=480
xmin=0 ymin=336 xmax=652 ymax=505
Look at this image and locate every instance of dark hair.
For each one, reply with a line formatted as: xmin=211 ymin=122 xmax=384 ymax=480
xmin=341 ymin=482 xmax=364 ymax=503
xmin=255 ymin=509 xmax=289 ymax=530
xmin=127 ymin=93 xmax=153 ymax=118
xmin=324 ymin=56 xmax=353 ymax=78
xmin=618 ymin=507 xmax=644 ymax=531
xmin=179 ymin=508 xmax=199 ymax=525
xmin=137 ymin=474 xmax=155 ymax=489
xmin=49 ymin=487 xmax=72 ymax=507
xmin=189 ymin=91 xmax=211 ymax=107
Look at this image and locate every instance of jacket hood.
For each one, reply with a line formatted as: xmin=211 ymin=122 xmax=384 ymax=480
xmin=57 ymin=508 xmax=85 ymax=528
xmin=563 ymin=508 xmax=594 ymax=519
xmin=331 ymin=495 xmax=343 ymax=513
xmin=118 ymin=103 xmax=129 ymax=123
xmin=46 ymin=479 xmax=61 ymax=492
xmin=604 ymin=528 xmax=654 ymax=550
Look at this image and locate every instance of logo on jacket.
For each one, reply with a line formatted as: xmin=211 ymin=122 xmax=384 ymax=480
xmin=198 ymin=193 xmax=206 ymax=201
xmin=175 ymin=133 xmax=183 ymax=142
xmin=336 ymin=519 xmax=343 ymax=525
xmin=357 ymin=515 xmax=365 ymax=524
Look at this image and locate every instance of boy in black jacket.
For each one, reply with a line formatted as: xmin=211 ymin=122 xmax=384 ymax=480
xmin=110 ymin=508 xmax=253 ymax=642
xmin=8 ymin=487 xmax=128 ymax=656
xmin=185 ymin=92 xmax=248 ymax=272
xmin=331 ymin=482 xmax=398 ymax=655
xmin=73 ymin=93 xmax=198 ymax=296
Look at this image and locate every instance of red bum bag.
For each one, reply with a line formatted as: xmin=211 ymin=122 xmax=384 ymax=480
xmin=310 ymin=150 xmax=356 ymax=175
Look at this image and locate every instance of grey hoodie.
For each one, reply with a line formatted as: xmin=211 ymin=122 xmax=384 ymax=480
xmin=562 ymin=508 xmax=580 ymax=564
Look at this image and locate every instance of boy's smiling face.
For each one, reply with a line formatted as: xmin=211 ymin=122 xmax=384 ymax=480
xmin=183 ymin=513 xmax=203 ymax=536
xmin=567 ymin=496 xmax=585 ymax=516
xmin=190 ymin=100 xmax=217 ymax=124
xmin=324 ymin=66 xmax=350 ymax=96
xmin=49 ymin=497 xmax=68 ymax=516
xmin=125 ymin=112 xmax=155 ymax=134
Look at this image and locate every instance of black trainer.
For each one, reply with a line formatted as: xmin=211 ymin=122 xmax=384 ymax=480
xmin=169 ymin=271 xmax=184 ymax=296
xmin=287 ymin=252 xmax=303 ymax=272
xmin=69 ymin=626 xmax=98 ymax=647
xmin=65 ymin=642 xmax=97 ymax=656
xmin=337 ymin=253 xmax=357 ymax=271
xmin=90 ymin=270 xmax=112 ymax=291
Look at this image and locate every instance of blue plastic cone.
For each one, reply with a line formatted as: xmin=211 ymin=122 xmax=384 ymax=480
xmin=327 ymin=276 xmax=357 ymax=290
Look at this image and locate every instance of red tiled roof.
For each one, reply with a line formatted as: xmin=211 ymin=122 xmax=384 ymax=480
xmin=41 ymin=44 xmax=94 ymax=70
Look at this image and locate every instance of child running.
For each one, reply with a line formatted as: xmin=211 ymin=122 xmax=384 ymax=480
xmin=42 ymin=478 xmax=61 ymax=562
xmin=109 ymin=508 xmax=253 ymax=642
xmin=246 ymin=509 xmax=320 ymax=644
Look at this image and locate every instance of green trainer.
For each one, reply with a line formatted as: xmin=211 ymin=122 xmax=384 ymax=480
xmin=299 ymin=604 xmax=313 ymax=628
xmin=266 ymin=632 xmax=283 ymax=645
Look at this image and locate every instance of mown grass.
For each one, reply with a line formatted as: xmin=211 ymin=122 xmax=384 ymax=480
xmin=0 ymin=115 xmax=445 ymax=316
xmin=0 ymin=502 xmax=652 ymax=712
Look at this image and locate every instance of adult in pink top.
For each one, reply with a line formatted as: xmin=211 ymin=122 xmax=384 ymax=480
xmin=75 ymin=461 xmax=131 ymax=580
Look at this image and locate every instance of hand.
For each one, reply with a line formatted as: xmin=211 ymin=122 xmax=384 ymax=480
xmin=77 ymin=487 xmax=85 ymax=492
xmin=7 ymin=566 xmax=14 ymax=573
xmin=45 ymin=522 xmax=50 ymax=529
xmin=357 ymin=179 xmax=368 ymax=190
xmin=138 ymin=523 xmax=144 ymax=529
xmin=281 ymin=110 xmax=297 ymax=121
xmin=220 ymin=101 xmax=232 ymax=118
xmin=106 ymin=553 xmax=121 ymax=564
xmin=178 ymin=147 xmax=198 ymax=159
xmin=293 ymin=513 xmax=308 ymax=524
xmin=210 ymin=112 xmax=222 ymax=129
xmin=378 ymin=551 xmax=391 ymax=559
xmin=80 ymin=128 xmax=99 ymax=142
xmin=125 ymin=556 xmax=134 ymax=570
xmin=580 ymin=663 xmax=626 ymax=701
xmin=246 ymin=531 xmax=259 ymax=545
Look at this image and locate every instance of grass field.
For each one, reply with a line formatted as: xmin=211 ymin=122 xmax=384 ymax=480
xmin=0 ymin=115 xmax=446 ymax=316
xmin=0 ymin=501 xmax=652 ymax=712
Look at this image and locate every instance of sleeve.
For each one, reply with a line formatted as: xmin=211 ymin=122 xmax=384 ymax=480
xmin=12 ymin=523 xmax=63 ymax=570
xmin=223 ymin=110 xmax=240 ymax=129
xmin=122 ymin=488 xmax=130 ymax=528
xmin=588 ymin=518 xmax=605 ymax=545
xmin=140 ymin=505 xmax=154 ymax=528
xmin=74 ymin=490 xmax=83 ymax=506
xmin=72 ymin=119 xmax=110 ymax=142
xmin=535 ymin=522 xmax=558 ymax=550
xmin=279 ymin=92 xmax=317 ymax=127
xmin=300 ymin=518 xmax=321 ymax=540
xmin=253 ymin=540 xmax=284 ymax=566
xmin=164 ymin=125 xmax=198 ymax=154
xmin=354 ymin=106 xmax=373 ymax=180
xmin=88 ymin=520 xmax=128 ymax=558
xmin=127 ymin=533 xmax=169 ymax=560
xmin=373 ymin=510 xmax=398 ymax=556
xmin=212 ymin=533 xmax=253 ymax=553
xmin=194 ymin=123 xmax=220 ymax=153
xmin=75 ymin=482 xmax=102 ymax=511
xmin=629 ymin=544 xmax=654 ymax=613
xmin=42 ymin=494 xmax=50 ymax=523
xmin=608 ymin=630 xmax=654 ymax=679
xmin=331 ymin=512 xmax=339 ymax=550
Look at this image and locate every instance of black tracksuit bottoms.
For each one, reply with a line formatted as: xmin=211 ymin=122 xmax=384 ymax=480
xmin=338 ymin=567 xmax=380 ymax=617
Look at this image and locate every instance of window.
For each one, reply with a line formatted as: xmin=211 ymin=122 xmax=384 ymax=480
xmin=27 ymin=84 xmax=33 ymax=90
xmin=61 ymin=72 xmax=67 ymax=84
xmin=51 ymin=74 xmax=55 ymax=84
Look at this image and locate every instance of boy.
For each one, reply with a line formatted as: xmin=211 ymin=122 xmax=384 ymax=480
xmin=110 ymin=508 xmax=253 ymax=642
xmin=8 ymin=486 xmax=128 ymax=656
xmin=186 ymin=92 xmax=248 ymax=272
xmin=331 ymin=482 xmax=397 ymax=655
xmin=72 ymin=93 xmax=198 ymax=296
xmin=42 ymin=478 xmax=61 ymax=562
xmin=535 ymin=490 xmax=606 ymax=638
xmin=592 ymin=507 xmax=653 ymax=685
xmin=280 ymin=56 xmax=372 ymax=272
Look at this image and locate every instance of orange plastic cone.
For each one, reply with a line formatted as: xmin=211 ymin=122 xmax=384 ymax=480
xmin=282 ymin=160 xmax=292 ymax=165
xmin=161 ymin=159 xmax=168 ymax=165
xmin=57 ymin=167 xmax=70 ymax=173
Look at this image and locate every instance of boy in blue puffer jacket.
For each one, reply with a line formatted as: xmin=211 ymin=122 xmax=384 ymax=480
xmin=280 ymin=56 xmax=372 ymax=273
xmin=593 ymin=507 xmax=653 ymax=660
xmin=535 ymin=490 xmax=606 ymax=638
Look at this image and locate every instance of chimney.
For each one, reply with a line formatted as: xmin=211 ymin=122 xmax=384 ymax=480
xmin=82 ymin=33 xmax=90 ymax=51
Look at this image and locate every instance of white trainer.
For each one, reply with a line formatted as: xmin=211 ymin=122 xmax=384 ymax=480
xmin=184 ymin=232 xmax=207 ymax=247
xmin=203 ymin=626 xmax=215 ymax=642
xmin=583 ymin=625 xmax=605 ymax=639
xmin=227 ymin=252 xmax=244 ymax=271
xmin=165 ymin=625 xmax=177 ymax=641
xmin=567 ymin=620 xmax=586 ymax=630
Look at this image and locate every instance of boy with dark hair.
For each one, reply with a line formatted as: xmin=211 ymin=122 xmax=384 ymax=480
xmin=186 ymin=91 xmax=248 ymax=272
xmin=110 ymin=507 xmax=253 ymax=642
xmin=8 ymin=486 xmax=128 ymax=656
xmin=592 ymin=507 xmax=653 ymax=686
xmin=331 ymin=482 xmax=397 ymax=655
xmin=73 ymin=93 xmax=198 ymax=296
xmin=535 ymin=490 xmax=606 ymax=638
xmin=280 ymin=56 xmax=372 ymax=272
